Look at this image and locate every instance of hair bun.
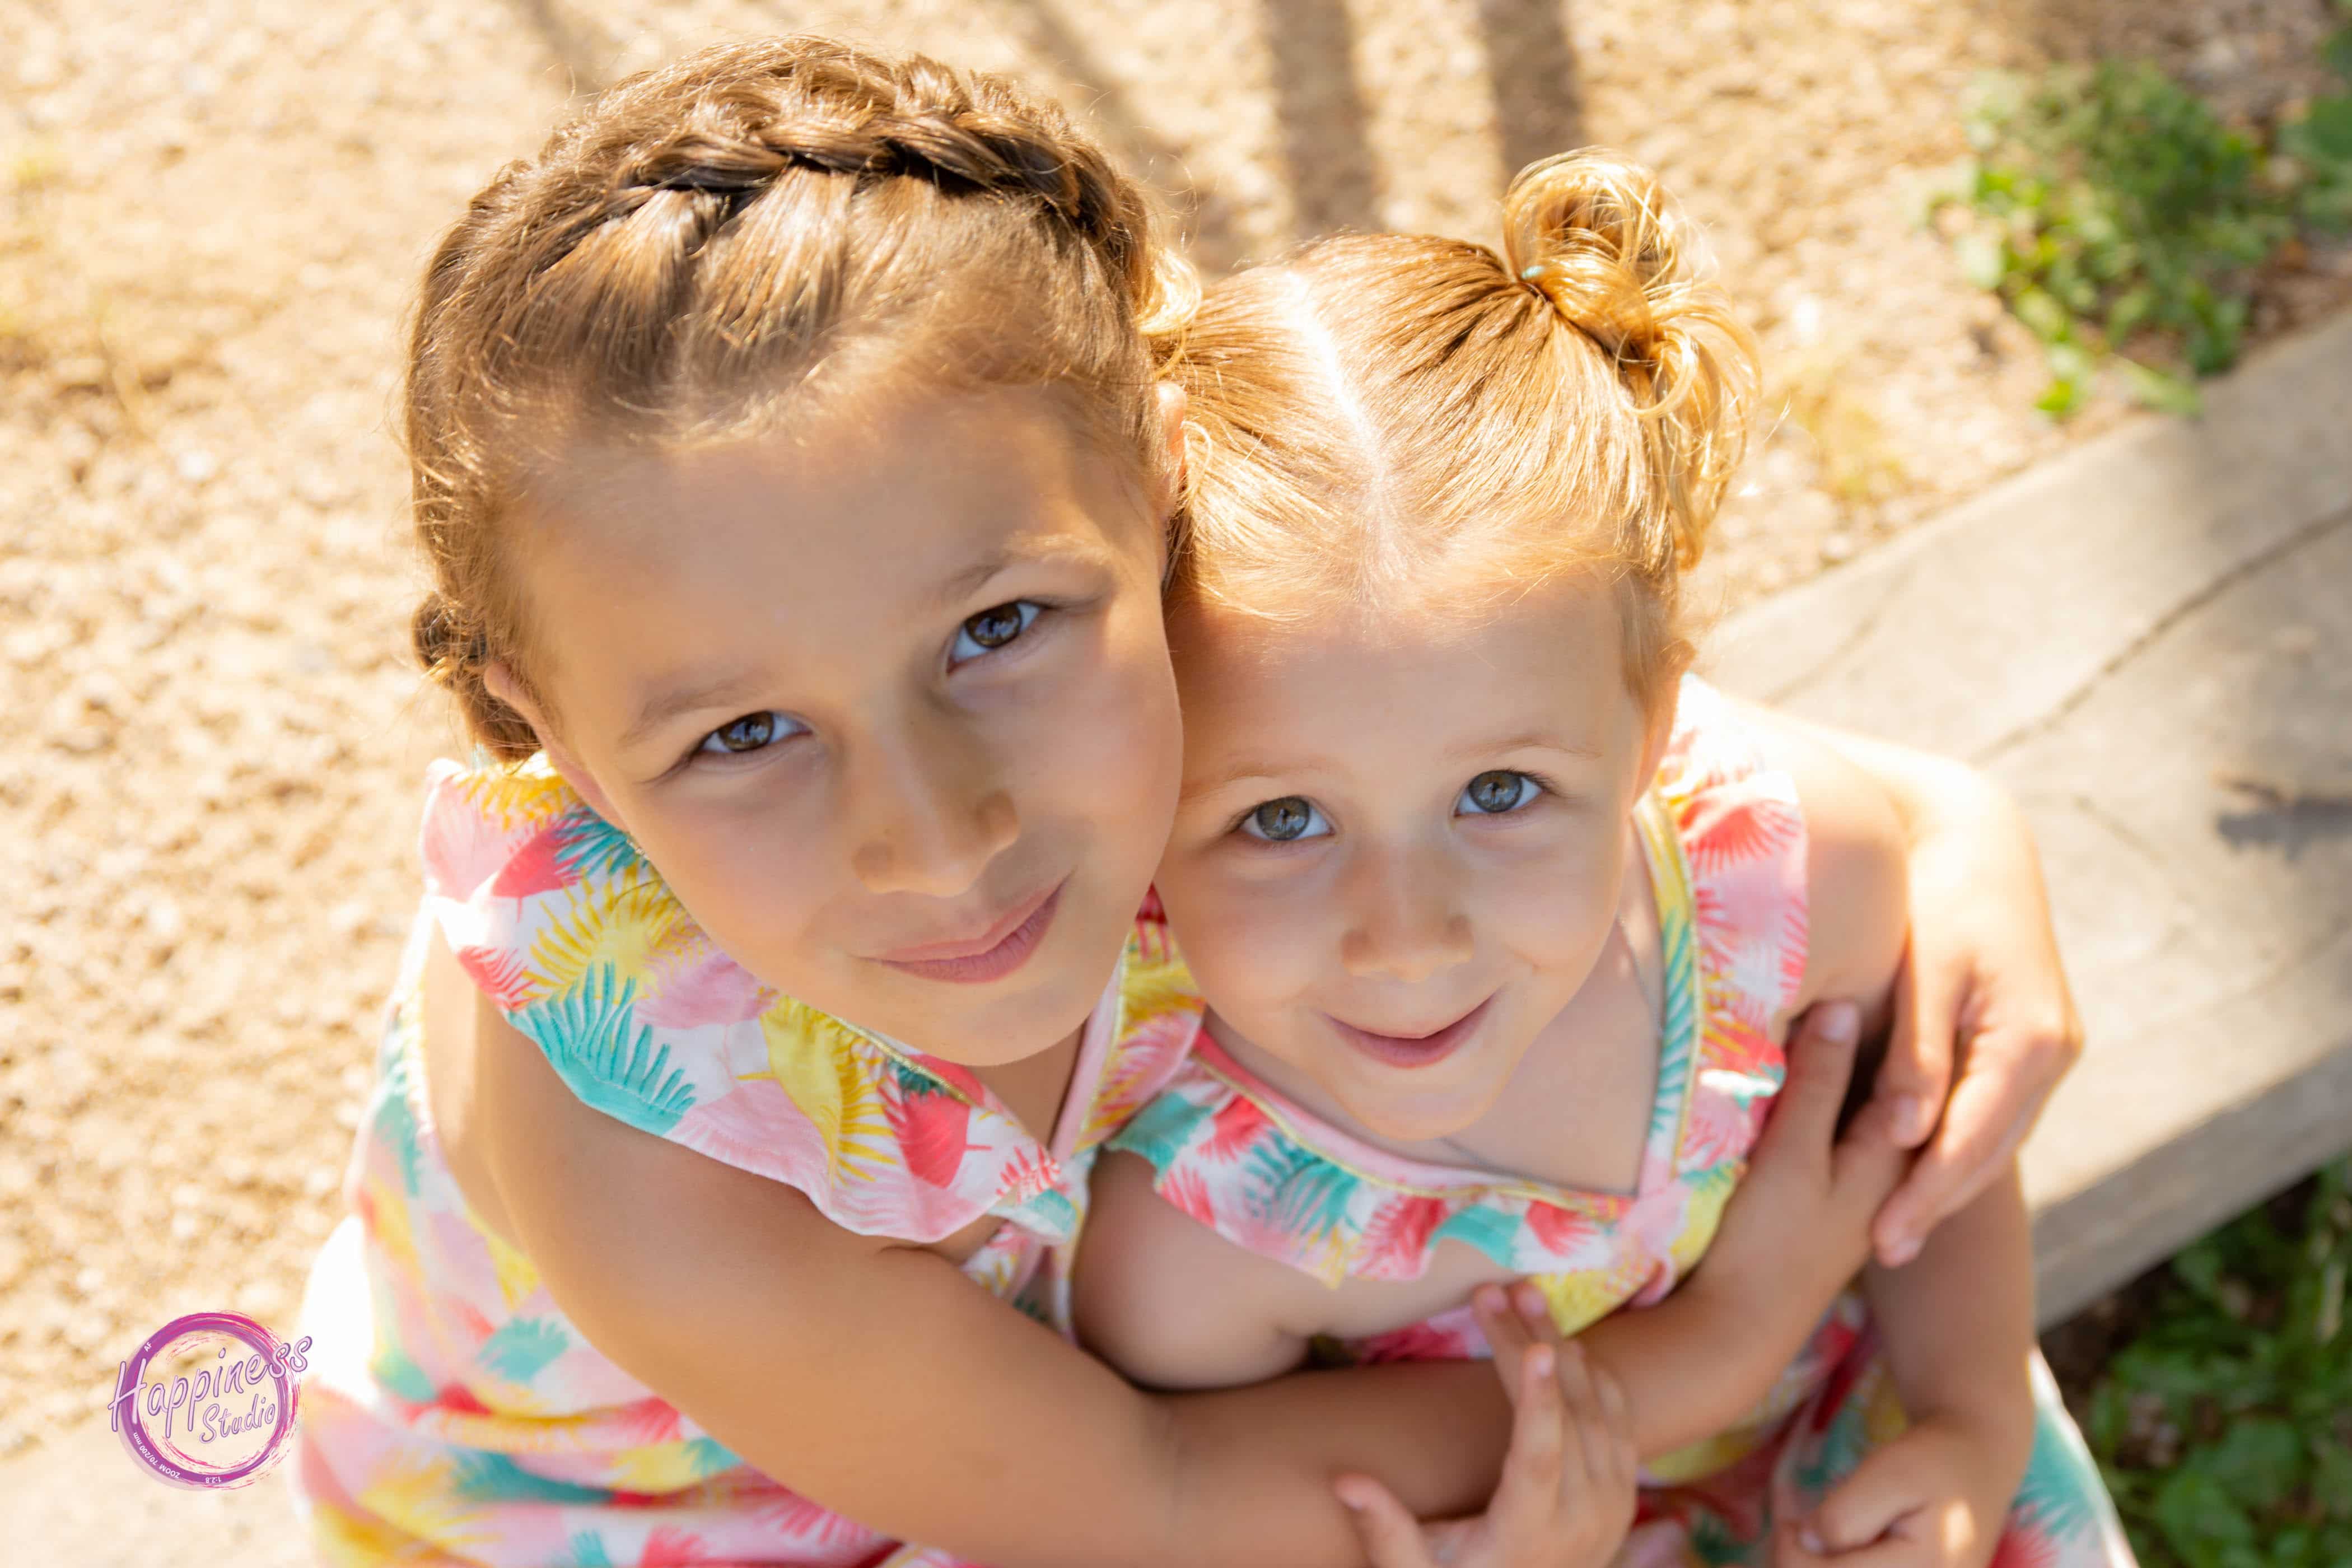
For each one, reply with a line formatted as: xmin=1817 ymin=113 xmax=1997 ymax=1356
xmin=1499 ymin=147 xmax=1760 ymax=566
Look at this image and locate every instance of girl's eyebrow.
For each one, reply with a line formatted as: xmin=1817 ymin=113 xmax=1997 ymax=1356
xmin=929 ymin=537 xmax=1116 ymax=609
xmin=1179 ymin=758 xmax=1337 ymax=802
xmin=1442 ymin=729 xmax=1602 ymax=763
xmin=619 ymin=668 xmax=768 ymax=754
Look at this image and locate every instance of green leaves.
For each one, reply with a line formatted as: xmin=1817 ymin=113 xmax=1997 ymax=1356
xmin=1936 ymin=49 xmax=2352 ymax=418
xmin=2080 ymin=1160 xmax=2352 ymax=1567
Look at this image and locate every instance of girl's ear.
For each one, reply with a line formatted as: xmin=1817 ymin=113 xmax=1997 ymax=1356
xmin=483 ymin=660 xmax=626 ymax=827
xmin=1152 ymin=380 xmax=1188 ymax=515
xmin=1635 ymin=680 xmax=1681 ymax=795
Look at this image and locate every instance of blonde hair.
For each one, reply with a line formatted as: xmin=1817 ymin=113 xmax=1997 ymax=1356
xmin=1168 ymin=148 xmax=1759 ymax=707
xmin=404 ymin=36 xmax=1198 ymax=759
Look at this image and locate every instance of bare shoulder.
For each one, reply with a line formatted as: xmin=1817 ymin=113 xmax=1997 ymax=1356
xmin=1076 ymin=1150 xmax=1320 ymax=1392
xmin=423 ymin=924 xmax=889 ymax=1342
xmin=1728 ymin=699 xmax=1910 ymax=1020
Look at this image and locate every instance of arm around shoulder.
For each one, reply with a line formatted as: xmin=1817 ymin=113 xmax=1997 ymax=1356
xmin=442 ymin=930 xmax=1516 ymax=1568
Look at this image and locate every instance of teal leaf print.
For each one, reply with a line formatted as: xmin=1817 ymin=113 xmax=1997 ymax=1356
xmin=1109 ymin=1093 xmax=1216 ymax=1170
xmin=1793 ymin=1400 xmax=1873 ymax=1496
xmin=2011 ymin=1399 xmax=2107 ymax=1541
xmin=553 ymin=809 xmax=644 ymax=882
xmin=376 ymin=1048 xmax=424 ymax=1198
xmin=369 ymin=1342 xmax=437 ymax=1404
xmin=569 ymin=1531 xmax=616 ymax=1567
xmin=1651 ymin=912 xmax=1696 ymax=1147
xmin=448 ymin=1449 xmax=611 ymax=1506
xmin=1687 ymin=1510 xmax=1745 ymax=1567
xmin=1242 ymin=1137 xmax=1356 ymax=1241
xmin=1432 ymin=1205 xmax=1521 ymax=1267
xmin=510 ymin=965 xmax=697 ymax=1135
xmin=681 ymin=1435 xmax=739 ymax=1478
xmin=479 ymin=1315 xmax=572 ymax=1384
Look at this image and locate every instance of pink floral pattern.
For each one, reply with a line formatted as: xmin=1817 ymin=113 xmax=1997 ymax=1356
xmin=292 ymin=754 xmax=1203 ymax=1565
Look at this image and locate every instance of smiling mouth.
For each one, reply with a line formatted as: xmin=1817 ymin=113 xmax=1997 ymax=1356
xmin=1324 ymin=995 xmax=1495 ymax=1070
xmin=873 ymin=879 xmax=1065 ymax=984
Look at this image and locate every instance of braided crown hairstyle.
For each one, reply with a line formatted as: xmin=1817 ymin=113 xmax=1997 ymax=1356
xmin=407 ymin=36 xmax=1198 ymax=758
xmin=1167 ymin=148 xmax=1758 ymax=709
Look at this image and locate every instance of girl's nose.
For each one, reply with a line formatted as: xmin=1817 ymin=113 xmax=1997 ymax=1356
xmin=1337 ymin=847 xmax=1474 ymax=983
xmin=844 ymin=716 xmax=1020 ymax=898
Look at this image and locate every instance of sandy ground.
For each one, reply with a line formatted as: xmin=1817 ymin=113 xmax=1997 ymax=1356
xmin=3 ymin=0 xmax=2349 ymax=1460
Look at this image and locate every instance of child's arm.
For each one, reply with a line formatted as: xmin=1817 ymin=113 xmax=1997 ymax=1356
xmin=1733 ymin=699 xmax=2084 ymax=1268
xmin=1786 ymin=1165 xmax=2037 ymax=1567
xmin=456 ymin=932 xmax=1511 ymax=1568
xmin=1079 ymin=1007 xmax=1908 ymax=1464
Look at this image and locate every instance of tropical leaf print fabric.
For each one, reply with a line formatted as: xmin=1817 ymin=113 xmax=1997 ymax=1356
xmin=1110 ymin=676 xmax=2136 ymax=1566
xmin=291 ymin=755 xmax=1202 ymax=1566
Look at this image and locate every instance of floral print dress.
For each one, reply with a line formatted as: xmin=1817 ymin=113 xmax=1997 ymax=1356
xmin=291 ymin=755 xmax=1203 ymax=1566
xmin=1107 ymin=676 xmax=2136 ymax=1567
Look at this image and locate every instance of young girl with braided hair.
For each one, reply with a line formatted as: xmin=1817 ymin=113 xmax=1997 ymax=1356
xmin=294 ymin=35 xmax=2089 ymax=1568
xmin=1075 ymin=151 xmax=2136 ymax=1568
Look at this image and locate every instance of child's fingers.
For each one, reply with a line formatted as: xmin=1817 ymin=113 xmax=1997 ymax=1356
xmin=1757 ymin=1002 xmax=1861 ymax=1168
xmin=1589 ymin=1362 xmax=1636 ymax=1488
xmin=1781 ymin=1520 xmax=1921 ymax=1568
xmin=1808 ymin=1439 xmax=1931 ymax=1552
xmin=1333 ymin=1475 xmax=1436 ymax=1568
xmin=1491 ymin=1342 xmax=1569 ymax=1522
xmin=1476 ymin=1282 xmax=1535 ymax=1397
xmin=1547 ymin=1340 xmax=1604 ymax=1476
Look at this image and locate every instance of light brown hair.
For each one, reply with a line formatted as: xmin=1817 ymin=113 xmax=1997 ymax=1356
xmin=1167 ymin=148 xmax=1760 ymax=707
xmin=405 ymin=36 xmax=1197 ymax=758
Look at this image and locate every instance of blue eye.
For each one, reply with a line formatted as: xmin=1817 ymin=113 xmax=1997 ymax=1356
xmin=950 ymin=601 xmax=1044 ymax=665
xmin=1457 ymin=771 xmax=1540 ymax=816
xmin=696 ymin=711 xmax=808 ymax=758
xmin=1238 ymin=796 xmax=1331 ymax=843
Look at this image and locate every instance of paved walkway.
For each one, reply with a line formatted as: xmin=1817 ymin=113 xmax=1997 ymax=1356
xmin=1709 ymin=309 xmax=2352 ymax=1326
xmin=12 ymin=318 xmax=2349 ymax=1568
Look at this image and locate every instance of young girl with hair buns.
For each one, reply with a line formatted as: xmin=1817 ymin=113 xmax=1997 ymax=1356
xmin=293 ymin=34 xmax=2093 ymax=1568
xmin=1075 ymin=151 xmax=2136 ymax=1568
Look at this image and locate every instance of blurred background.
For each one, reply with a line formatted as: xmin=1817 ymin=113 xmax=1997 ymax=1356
xmin=3 ymin=2 xmax=2349 ymax=1562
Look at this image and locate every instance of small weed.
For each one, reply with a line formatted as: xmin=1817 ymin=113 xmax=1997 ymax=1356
xmin=1933 ymin=11 xmax=2352 ymax=419
xmin=2083 ymin=1158 xmax=2352 ymax=1567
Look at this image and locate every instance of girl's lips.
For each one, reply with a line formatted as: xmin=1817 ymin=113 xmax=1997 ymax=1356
xmin=1324 ymin=995 xmax=1494 ymax=1070
xmin=874 ymin=880 xmax=1065 ymax=984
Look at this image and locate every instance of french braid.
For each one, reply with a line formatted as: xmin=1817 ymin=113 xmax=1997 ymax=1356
xmin=405 ymin=36 xmax=1194 ymax=758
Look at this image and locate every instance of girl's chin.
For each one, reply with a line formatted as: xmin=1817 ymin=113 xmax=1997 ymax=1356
xmin=1339 ymin=1082 xmax=1497 ymax=1147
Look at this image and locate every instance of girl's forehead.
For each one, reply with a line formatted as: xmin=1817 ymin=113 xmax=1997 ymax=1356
xmin=1170 ymin=578 xmax=1632 ymax=774
xmin=510 ymin=388 xmax=1156 ymax=731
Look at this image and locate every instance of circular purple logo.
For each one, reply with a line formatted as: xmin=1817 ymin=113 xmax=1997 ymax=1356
xmin=109 ymin=1311 xmax=309 ymax=1489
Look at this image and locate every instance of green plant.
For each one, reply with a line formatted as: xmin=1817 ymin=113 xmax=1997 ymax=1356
xmin=1937 ymin=15 xmax=2352 ymax=419
xmin=2083 ymin=1159 xmax=2352 ymax=1567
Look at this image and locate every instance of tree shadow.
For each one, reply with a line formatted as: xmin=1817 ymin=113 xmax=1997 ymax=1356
xmin=500 ymin=0 xmax=620 ymax=95
xmin=1257 ymin=0 xmax=1383 ymax=241
xmin=1472 ymin=0 xmax=1585 ymax=183
xmin=992 ymin=0 xmax=1249 ymax=270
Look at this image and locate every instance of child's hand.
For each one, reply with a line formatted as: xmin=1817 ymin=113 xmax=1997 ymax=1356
xmin=1691 ymin=1001 xmax=1908 ymax=1325
xmin=1332 ymin=1314 xmax=1635 ymax=1568
xmin=1774 ymin=1412 xmax=2026 ymax=1568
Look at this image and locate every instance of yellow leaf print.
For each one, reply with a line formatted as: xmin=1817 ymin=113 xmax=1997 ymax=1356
xmin=450 ymin=759 xmax=572 ymax=834
xmin=480 ymin=1223 xmax=540 ymax=1311
xmin=361 ymin=1173 xmax=421 ymax=1284
xmin=759 ymin=1002 xmax=899 ymax=1183
xmin=357 ymin=1449 xmax=497 ymax=1557
xmin=308 ymin=1495 xmax=437 ymax=1568
xmin=1533 ymin=1267 xmax=1630 ymax=1338
xmin=528 ymin=880 xmax=680 ymax=998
